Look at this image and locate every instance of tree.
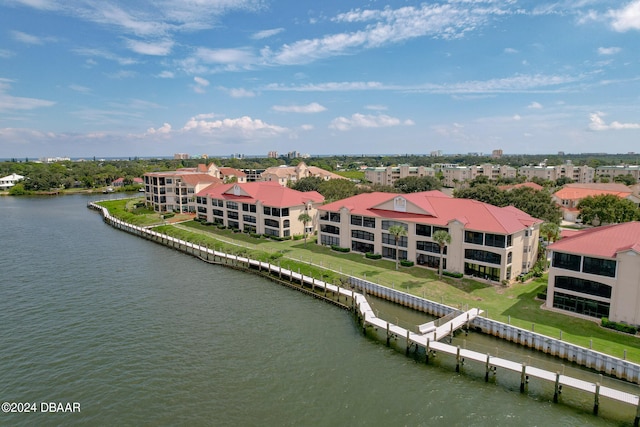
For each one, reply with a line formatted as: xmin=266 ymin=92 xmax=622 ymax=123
xmin=432 ymin=230 xmax=451 ymax=279
xmin=555 ymin=176 xmax=573 ymax=187
xmin=298 ymin=212 xmax=312 ymax=246
xmin=290 ymin=176 xmax=323 ymax=192
xmin=394 ymin=176 xmax=442 ymax=193
xmin=317 ymin=179 xmax=358 ymax=202
xmin=540 ymin=222 xmax=560 ymax=244
xmin=614 ymin=174 xmax=637 ymax=186
xmin=577 ymin=194 xmax=640 ymax=225
xmin=387 ymin=225 xmax=408 ymax=270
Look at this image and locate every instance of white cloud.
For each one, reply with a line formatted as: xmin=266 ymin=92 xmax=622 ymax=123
xmin=329 ymin=113 xmax=414 ymax=131
xmin=609 ymin=0 xmax=640 ymax=31
xmin=504 ymin=47 xmax=518 ymax=54
xmin=193 ymin=76 xmax=209 ymax=93
xmin=597 ymin=46 xmax=621 ymax=55
xmin=222 ymin=87 xmax=256 ymax=98
xmin=181 ymin=115 xmax=289 ymax=138
xmin=0 ymin=49 xmax=15 ymax=58
xmin=365 ymin=104 xmax=388 ymax=111
xmin=73 ymin=47 xmax=137 ymax=65
xmin=69 ymin=84 xmax=91 ymax=93
xmin=251 ymin=28 xmax=284 ymax=40
xmin=271 ymin=102 xmax=326 ymax=113
xmin=265 ymin=81 xmax=385 ymax=92
xmin=300 ymin=124 xmax=314 ymax=131
xmin=527 ymin=101 xmax=543 ymax=109
xmin=589 ymin=112 xmax=640 ymax=131
xmin=125 ymin=38 xmax=173 ymax=56
xmin=10 ymin=30 xmax=44 ymax=45
xmin=513 ymin=114 xmax=522 ymax=121
xmin=0 ymin=79 xmax=55 ymax=111
xmin=146 ymin=123 xmax=172 ymax=135
xmin=156 ymin=70 xmax=174 ymax=78
xmin=194 ymin=47 xmax=255 ymax=64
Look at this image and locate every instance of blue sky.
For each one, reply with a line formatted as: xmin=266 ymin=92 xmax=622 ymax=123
xmin=1 ymin=0 xmax=640 ymax=159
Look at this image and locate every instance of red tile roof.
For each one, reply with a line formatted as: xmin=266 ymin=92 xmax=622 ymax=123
xmin=549 ymin=222 xmax=640 ymax=258
xmin=554 ymin=183 xmax=632 ymax=201
xmin=219 ymin=167 xmax=246 ymax=177
xmin=320 ymin=191 xmax=541 ymax=233
xmin=180 ymin=174 xmax=222 ymax=186
xmin=196 ymin=181 xmax=324 ymax=207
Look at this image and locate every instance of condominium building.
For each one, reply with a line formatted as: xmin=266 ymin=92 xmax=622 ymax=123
xmin=552 ymin=183 xmax=638 ymax=222
xmin=546 ymin=222 xmax=640 ymax=325
xmin=0 ymin=173 xmax=24 ymax=190
xmin=440 ymin=164 xmax=517 ymax=187
xmin=317 ymin=190 xmax=541 ymax=282
xmin=195 ymin=181 xmax=324 ymax=238
xmin=364 ymin=164 xmax=436 ymax=186
xmin=596 ymin=165 xmax=640 ymax=181
xmin=261 ymin=161 xmax=345 ymax=187
xmin=143 ymin=163 xmax=245 ymax=213
xmin=518 ymin=163 xmax=595 ymax=184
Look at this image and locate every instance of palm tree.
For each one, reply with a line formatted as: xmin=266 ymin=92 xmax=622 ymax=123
xmin=540 ymin=222 xmax=560 ymax=244
xmin=298 ymin=212 xmax=312 ymax=246
xmin=433 ymin=230 xmax=451 ymax=279
xmin=388 ymin=224 xmax=408 ymax=270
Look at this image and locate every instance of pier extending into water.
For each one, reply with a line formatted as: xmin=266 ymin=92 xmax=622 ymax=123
xmin=89 ymin=201 xmax=640 ymax=425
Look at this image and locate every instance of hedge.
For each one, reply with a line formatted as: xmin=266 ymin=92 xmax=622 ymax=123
xmin=443 ymin=270 xmax=463 ymax=279
xmin=602 ymin=318 xmax=638 ymax=335
xmin=331 ymin=245 xmax=350 ymax=253
xmin=365 ymin=252 xmax=382 ymax=260
xmin=400 ymin=260 xmax=414 ymax=267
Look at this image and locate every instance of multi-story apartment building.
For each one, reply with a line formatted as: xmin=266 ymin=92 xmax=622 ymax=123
xmin=144 ymin=163 xmax=245 ymax=213
xmin=261 ymin=162 xmax=345 ymax=187
xmin=195 ymin=182 xmax=324 ymax=238
xmin=596 ymin=165 xmax=640 ymax=182
xmin=546 ymin=222 xmax=640 ymax=325
xmin=552 ymin=183 xmax=638 ymax=222
xmin=317 ymin=190 xmax=541 ymax=282
xmin=0 ymin=173 xmax=24 ymax=190
xmin=440 ymin=164 xmax=517 ymax=187
xmin=364 ymin=164 xmax=436 ymax=186
xmin=518 ymin=163 xmax=595 ymax=184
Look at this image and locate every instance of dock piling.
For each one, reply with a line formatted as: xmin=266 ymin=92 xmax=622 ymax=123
xmin=553 ymin=372 xmax=561 ymax=403
xmin=520 ymin=364 xmax=527 ymax=393
xmin=485 ymin=354 xmax=490 ymax=382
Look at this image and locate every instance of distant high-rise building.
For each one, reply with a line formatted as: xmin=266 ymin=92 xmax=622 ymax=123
xmin=174 ymin=153 xmax=190 ymax=160
xmin=268 ymin=151 xmax=278 ymax=158
xmin=430 ymin=150 xmax=442 ymax=157
xmin=492 ymin=149 xmax=503 ymax=159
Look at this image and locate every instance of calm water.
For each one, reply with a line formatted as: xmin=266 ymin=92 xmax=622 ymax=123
xmin=0 ymin=195 xmax=630 ymax=426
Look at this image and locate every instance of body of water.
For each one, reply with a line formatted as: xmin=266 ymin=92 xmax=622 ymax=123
xmin=0 ymin=195 xmax=632 ymax=426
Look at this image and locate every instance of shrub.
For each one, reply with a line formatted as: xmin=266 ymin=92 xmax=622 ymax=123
xmin=601 ymin=318 xmax=638 ymax=335
xmin=400 ymin=260 xmax=414 ymax=267
xmin=365 ymin=252 xmax=382 ymax=260
xmin=292 ymin=234 xmax=304 ymax=240
xmin=162 ymin=212 xmax=175 ymax=219
xmin=250 ymin=232 xmax=262 ymax=239
xmin=331 ymin=245 xmax=350 ymax=253
xmin=443 ymin=270 xmax=463 ymax=279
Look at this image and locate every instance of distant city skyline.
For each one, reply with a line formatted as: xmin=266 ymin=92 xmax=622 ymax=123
xmin=1 ymin=1 xmax=640 ymax=158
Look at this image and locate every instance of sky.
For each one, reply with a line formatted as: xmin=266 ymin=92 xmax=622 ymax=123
xmin=1 ymin=0 xmax=640 ymax=159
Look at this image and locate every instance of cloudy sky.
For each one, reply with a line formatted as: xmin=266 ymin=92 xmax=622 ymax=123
xmin=1 ymin=0 xmax=640 ymax=158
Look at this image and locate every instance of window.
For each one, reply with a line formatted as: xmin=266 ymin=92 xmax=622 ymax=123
xmin=352 ymin=241 xmax=374 ymax=253
xmin=433 ymin=226 xmax=449 ymax=234
xmin=264 ymin=227 xmax=279 ymax=237
xmin=243 ymin=224 xmax=256 ymax=233
xmin=465 ymin=231 xmax=484 ymax=245
xmin=212 ymin=199 xmax=224 ymax=207
xmin=382 ymin=246 xmax=407 ymax=260
xmin=465 ymin=249 xmax=501 ymax=265
xmin=485 ymin=234 xmax=506 ymax=248
xmin=507 ymin=252 xmax=512 ymax=264
xmin=242 ymin=203 xmax=256 ymax=213
xmin=227 ymin=211 xmax=239 ymax=220
xmin=227 ymin=220 xmax=239 ymax=229
xmin=554 ymin=276 xmax=612 ymax=298
xmin=271 ymin=207 xmax=281 ymax=217
xmin=552 ymin=252 xmax=581 ymax=272
xmin=416 ymin=254 xmax=446 ymax=269
xmin=417 ymin=241 xmax=445 ymax=254
xmin=213 ymin=209 xmax=224 ymax=217
xmin=321 ymin=224 xmax=340 ymax=235
xmin=351 ymin=215 xmax=363 ymax=226
xmin=281 ymin=208 xmax=289 ymax=217
xmin=416 ymin=224 xmax=431 ymax=237
xmin=363 ymin=216 xmax=376 ymax=228
xmin=166 ymin=178 xmax=173 ymax=184
xmin=264 ymin=206 xmax=271 ymax=216
xmin=283 ymin=220 xmax=290 ymax=227
xmin=381 ymin=220 xmax=408 ymax=231
xmin=243 ymin=215 xmax=256 ymax=223
xmin=582 ymin=257 xmax=616 ymax=278
xmin=382 ymin=233 xmax=408 ymax=247
xmin=507 ymin=235 xmax=512 ymax=247
xmin=264 ymin=218 xmax=279 ymax=228
xmin=226 ymin=201 xmax=238 ymax=210
xmin=553 ymin=292 xmax=610 ymax=319
xmin=351 ymin=230 xmax=375 ymax=241
xmin=464 ymin=263 xmax=501 ymax=281
xmin=320 ymin=212 xmax=341 ymax=222
xmin=320 ymin=235 xmax=340 ymax=246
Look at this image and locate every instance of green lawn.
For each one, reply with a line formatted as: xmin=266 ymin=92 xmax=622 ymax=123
xmin=98 ymin=198 xmax=640 ymax=363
